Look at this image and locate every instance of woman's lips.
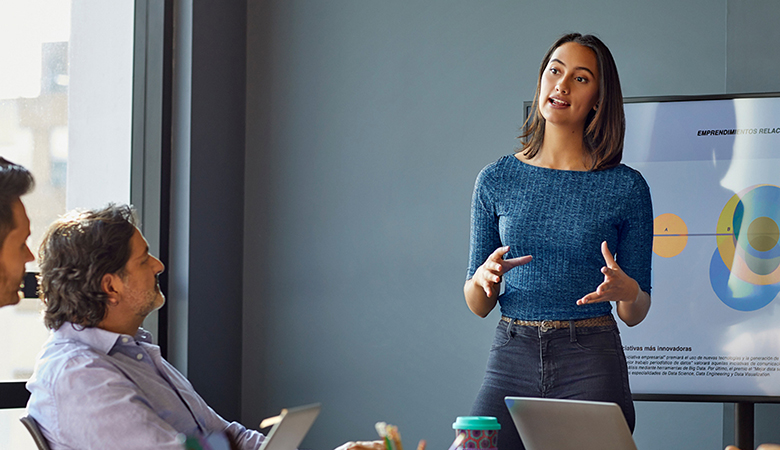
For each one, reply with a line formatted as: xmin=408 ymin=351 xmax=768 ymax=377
xmin=548 ymin=97 xmax=569 ymax=107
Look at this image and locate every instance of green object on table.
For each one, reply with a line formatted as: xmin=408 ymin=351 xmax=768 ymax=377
xmin=183 ymin=436 xmax=205 ymax=450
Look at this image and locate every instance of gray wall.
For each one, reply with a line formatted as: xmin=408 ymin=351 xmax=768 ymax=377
xmin=234 ymin=1 xmax=780 ymax=449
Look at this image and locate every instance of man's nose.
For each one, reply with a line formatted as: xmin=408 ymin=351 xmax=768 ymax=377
xmin=24 ymin=244 xmax=34 ymax=263
xmin=153 ymin=256 xmax=165 ymax=274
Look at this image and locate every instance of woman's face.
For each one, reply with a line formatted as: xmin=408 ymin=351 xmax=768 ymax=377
xmin=538 ymin=42 xmax=600 ymax=129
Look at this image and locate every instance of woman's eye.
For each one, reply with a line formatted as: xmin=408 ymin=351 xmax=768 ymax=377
xmin=576 ymin=76 xmax=587 ymax=83
xmin=549 ymin=67 xmax=559 ymax=74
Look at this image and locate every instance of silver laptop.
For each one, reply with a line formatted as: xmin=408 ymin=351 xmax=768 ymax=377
xmin=504 ymin=397 xmax=637 ymax=450
xmin=259 ymin=403 xmax=322 ymax=450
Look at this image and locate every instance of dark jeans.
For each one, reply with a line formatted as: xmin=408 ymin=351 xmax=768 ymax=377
xmin=470 ymin=318 xmax=634 ymax=450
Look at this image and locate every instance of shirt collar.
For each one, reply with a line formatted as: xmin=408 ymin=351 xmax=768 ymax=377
xmin=53 ymin=322 xmax=154 ymax=354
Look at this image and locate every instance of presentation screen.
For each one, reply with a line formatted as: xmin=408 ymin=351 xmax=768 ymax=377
xmin=617 ymin=94 xmax=780 ymax=401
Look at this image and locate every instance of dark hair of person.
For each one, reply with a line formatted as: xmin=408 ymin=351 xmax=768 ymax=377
xmin=0 ymin=157 xmax=35 ymax=248
xmin=518 ymin=33 xmax=625 ymax=171
xmin=38 ymin=204 xmax=138 ymax=330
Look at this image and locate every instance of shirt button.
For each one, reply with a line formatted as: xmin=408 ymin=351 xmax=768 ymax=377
xmin=136 ymin=353 xmax=143 ymax=360
xmin=122 ymin=338 xmax=129 ymax=344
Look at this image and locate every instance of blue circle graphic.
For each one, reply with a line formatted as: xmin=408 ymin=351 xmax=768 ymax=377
xmin=710 ymin=248 xmax=780 ymax=311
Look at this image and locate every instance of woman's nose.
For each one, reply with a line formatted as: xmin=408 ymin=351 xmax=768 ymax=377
xmin=556 ymin=80 xmax=568 ymax=94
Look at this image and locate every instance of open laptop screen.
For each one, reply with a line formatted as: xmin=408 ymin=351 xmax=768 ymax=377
xmin=505 ymin=397 xmax=637 ymax=450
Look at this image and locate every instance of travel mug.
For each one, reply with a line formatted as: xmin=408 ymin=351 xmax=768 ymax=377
xmin=452 ymin=416 xmax=500 ymax=450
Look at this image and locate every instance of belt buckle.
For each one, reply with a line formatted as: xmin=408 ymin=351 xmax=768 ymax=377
xmin=540 ymin=321 xmax=554 ymax=332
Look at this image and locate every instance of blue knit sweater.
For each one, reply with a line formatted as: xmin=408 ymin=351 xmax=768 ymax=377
xmin=467 ymin=154 xmax=653 ymax=321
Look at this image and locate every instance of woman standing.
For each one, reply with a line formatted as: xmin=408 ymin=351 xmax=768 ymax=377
xmin=464 ymin=33 xmax=653 ymax=450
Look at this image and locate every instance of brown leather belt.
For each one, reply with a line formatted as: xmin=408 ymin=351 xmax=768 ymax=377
xmin=501 ymin=315 xmax=615 ymax=332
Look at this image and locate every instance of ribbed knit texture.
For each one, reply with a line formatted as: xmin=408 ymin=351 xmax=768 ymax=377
xmin=467 ymin=154 xmax=653 ymax=320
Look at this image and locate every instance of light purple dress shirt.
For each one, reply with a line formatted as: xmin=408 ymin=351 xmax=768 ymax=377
xmin=25 ymin=323 xmax=265 ymax=450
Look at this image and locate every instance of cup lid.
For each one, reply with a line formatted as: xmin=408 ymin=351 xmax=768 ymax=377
xmin=452 ymin=416 xmax=501 ymax=430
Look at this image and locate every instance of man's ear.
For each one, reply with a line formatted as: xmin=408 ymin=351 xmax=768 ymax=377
xmin=101 ymin=273 xmax=122 ymax=306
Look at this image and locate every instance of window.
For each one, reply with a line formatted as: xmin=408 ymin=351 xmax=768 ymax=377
xmin=0 ymin=0 xmax=75 ymax=386
xmin=0 ymin=0 xmax=168 ymax=446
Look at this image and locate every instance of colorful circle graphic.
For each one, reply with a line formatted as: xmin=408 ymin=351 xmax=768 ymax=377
xmin=711 ymin=184 xmax=780 ymax=311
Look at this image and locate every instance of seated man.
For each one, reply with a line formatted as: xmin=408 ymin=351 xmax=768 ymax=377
xmin=0 ymin=157 xmax=35 ymax=308
xmin=26 ymin=204 xmax=382 ymax=450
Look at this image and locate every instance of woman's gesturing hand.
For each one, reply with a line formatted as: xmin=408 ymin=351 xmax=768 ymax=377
xmin=474 ymin=246 xmax=533 ymax=298
xmin=577 ymin=241 xmax=651 ymax=326
xmin=577 ymin=241 xmax=639 ymax=305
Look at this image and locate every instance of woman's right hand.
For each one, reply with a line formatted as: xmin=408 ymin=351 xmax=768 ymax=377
xmin=464 ymin=246 xmax=532 ymax=317
xmin=473 ymin=246 xmax=533 ymax=298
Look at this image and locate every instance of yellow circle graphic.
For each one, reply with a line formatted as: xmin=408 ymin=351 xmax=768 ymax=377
xmin=653 ymin=213 xmax=688 ymax=258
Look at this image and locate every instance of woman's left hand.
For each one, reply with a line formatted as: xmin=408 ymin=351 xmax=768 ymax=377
xmin=576 ymin=241 xmax=639 ymax=306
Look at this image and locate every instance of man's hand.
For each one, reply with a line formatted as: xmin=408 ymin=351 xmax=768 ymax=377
xmin=336 ymin=439 xmax=427 ymax=450
xmin=726 ymin=445 xmax=780 ymax=450
xmin=336 ymin=440 xmax=386 ymax=450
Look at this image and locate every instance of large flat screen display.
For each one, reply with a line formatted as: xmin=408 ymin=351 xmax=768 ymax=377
xmin=617 ymin=94 xmax=780 ymax=401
